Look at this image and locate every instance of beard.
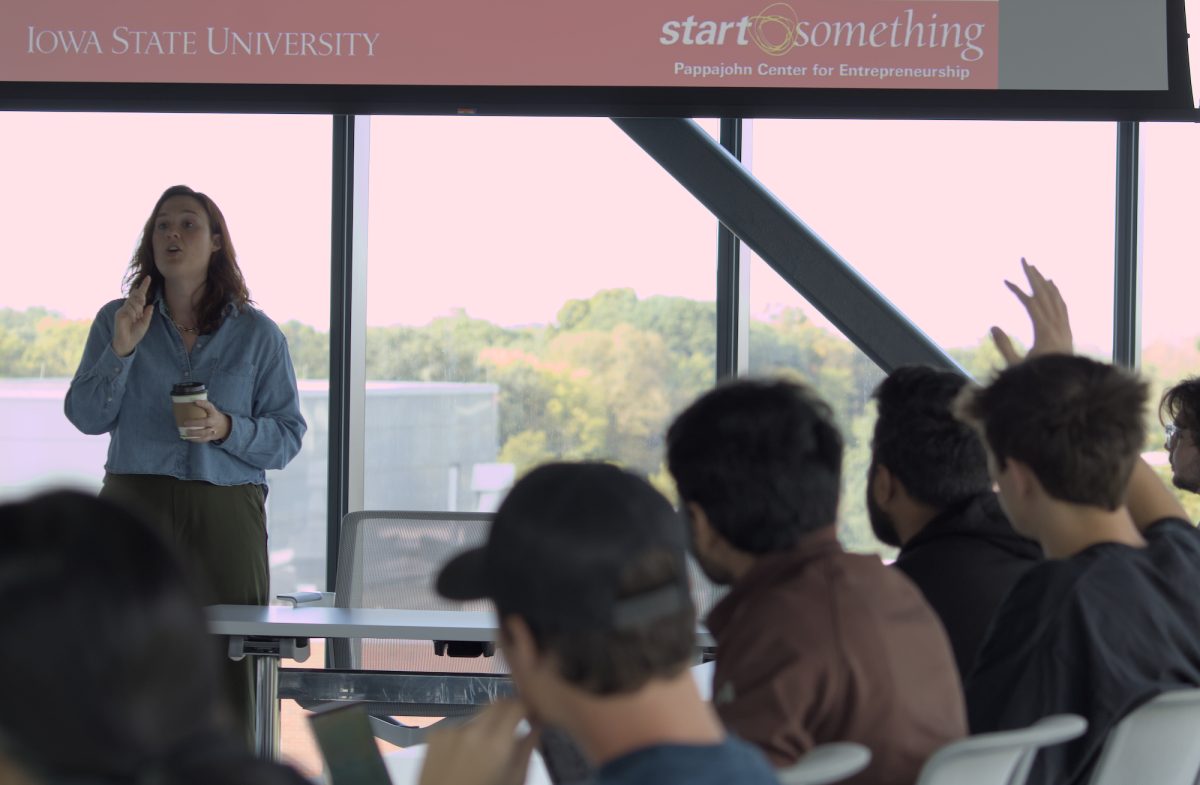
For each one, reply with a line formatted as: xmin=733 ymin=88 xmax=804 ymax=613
xmin=867 ymin=482 xmax=902 ymax=548
xmin=1172 ymin=471 xmax=1200 ymax=494
xmin=690 ymin=547 xmax=737 ymax=586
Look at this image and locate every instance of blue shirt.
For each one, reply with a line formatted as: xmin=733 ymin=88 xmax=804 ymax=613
xmin=595 ymin=737 xmax=779 ymax=785
xmin=64 ymin=296 xmax=306 ymax=487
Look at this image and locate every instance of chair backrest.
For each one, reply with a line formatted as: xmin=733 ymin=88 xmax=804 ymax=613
xmin=915 ymin=714 xmax=1088 ymax=785
xmin=777 ymin=743 xmax=872 ymax=785
xmin=1087 ymin=689 xmax=1200 ymax=785
xmin=329 ymin=510 xmax=730 ymax=672
xmin=331 ymin=510 xmax=497 ymax=672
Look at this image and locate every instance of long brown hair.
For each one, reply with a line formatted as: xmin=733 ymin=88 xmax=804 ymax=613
xmin=123 ymin=185 xmax=252 ymax=335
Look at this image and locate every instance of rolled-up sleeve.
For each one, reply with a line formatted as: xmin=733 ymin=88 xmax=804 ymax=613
xmin=64 ymin=305 xmax=135 ymax=435
xmin=217 ymin=337 xmax=306 ymax=470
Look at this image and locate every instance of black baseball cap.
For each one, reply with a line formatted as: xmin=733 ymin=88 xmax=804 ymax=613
xmin=436 ymin=462 xmax=693 ymax=633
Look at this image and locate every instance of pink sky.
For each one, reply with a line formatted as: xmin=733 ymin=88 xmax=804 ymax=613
xmin=1 ymin=4 xmax=1196 ymax=356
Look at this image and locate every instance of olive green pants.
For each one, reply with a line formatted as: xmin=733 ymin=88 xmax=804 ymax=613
xmin=99 ymin=473 xmax=268 ymax=747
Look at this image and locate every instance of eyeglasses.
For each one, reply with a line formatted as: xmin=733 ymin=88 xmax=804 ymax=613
xmin=1167 ymin=424 xmax=1181 ymax=446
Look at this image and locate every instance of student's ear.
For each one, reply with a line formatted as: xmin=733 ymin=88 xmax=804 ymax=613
xmin=872 ymin=463 xmax=899 ymax=506
xmin=687 ymin=502 xmax=717 ymax=550
xmin=500 ymin=615 xmax=540 ymax=675
xmin=210 ymin=233 xmax=222 ymax=252
xmin=1003 ymin=457 xmax=1040 ymax=501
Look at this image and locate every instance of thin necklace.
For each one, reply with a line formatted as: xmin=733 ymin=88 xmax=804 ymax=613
xmin=164 ymin=305 xmax=199 ymax=334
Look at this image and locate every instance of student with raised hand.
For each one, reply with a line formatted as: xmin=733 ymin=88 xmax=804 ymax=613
xmin=959 ymin=259 xmax=1200 ymax=785
xmin=419 ymin=462 xmax=780 ymax=785
xmin=666 ymin=377 xmax=965 ymax=785
xmin=0 ymin=490 xmax=311 ymax=785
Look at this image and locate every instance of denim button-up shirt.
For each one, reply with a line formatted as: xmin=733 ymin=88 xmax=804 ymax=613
xmin=65 ymin=296 xmax=307 ymax=486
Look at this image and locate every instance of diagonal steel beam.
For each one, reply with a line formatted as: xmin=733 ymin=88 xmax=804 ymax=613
xmin=613 ymin=117 xmax=964 ymax=376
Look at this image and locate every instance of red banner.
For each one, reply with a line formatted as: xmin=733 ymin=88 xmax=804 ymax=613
xmin=2 ymin=0 xmax=999 ymax=89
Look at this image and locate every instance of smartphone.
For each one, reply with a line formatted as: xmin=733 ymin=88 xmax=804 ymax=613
xmin=308 ymin=703 xmax=393 ymax=785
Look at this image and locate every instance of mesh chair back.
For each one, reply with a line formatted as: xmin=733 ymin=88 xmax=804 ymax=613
xmin=1087 ymin=689 xmax=1200 ymax=785
xmin=330 ymin=511 xmax=499 ymax=673
xmin=329 ymin=510 xmax=726 ymax=673
xmin=915 ymin=714 xmax=1087 ymax=785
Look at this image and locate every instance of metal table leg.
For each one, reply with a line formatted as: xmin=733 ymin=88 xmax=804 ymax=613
xmin=230 ymin=635 xmax=307 ymax=761
xmin=254 ymin=655 xmax=282 ymax=760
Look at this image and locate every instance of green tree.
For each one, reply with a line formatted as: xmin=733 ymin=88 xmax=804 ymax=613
xmin=279 ymin=320 xmax=330 ymax=379
xmin=0 ymin=308 xmax=91 ymax=377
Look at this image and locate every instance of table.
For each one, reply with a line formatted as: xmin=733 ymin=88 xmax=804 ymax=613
xmin=205 ymin=604 xmax=715 ymax=761
xmin=206 ymin=605 xmax=507 ymax=760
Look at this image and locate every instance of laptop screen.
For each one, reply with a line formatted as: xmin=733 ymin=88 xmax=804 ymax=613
xmin=308 ymin=703 xmax=394 ymax=785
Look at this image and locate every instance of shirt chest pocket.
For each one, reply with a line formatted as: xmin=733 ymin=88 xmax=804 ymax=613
xmin=206 ymin=360 xmax=257 ymax=416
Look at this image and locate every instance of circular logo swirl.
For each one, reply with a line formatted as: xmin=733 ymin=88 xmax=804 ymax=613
xmin=749 ymin=2 xmax=800 ymax=57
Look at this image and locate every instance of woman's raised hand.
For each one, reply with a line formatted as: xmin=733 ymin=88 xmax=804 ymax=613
xmin=112 ymin=276 xmax=154 ymax=358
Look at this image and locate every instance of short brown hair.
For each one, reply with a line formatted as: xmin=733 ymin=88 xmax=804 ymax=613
xmin=958 ymin=354 xmax=1147 ymax=511
xmin=526 ymin=549 xmax=694 ymax=696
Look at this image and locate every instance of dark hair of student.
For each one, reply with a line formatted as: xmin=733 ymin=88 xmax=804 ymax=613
xmin=871 ymin=365 xmax=991 ymax=508
xmin=959 ymin=354 xmax=1147 ymax=511
xmin=123 ymin=184 xmax=252 ymax=336
xmin=1160 ymin=377 xmax=1200 ymax=439
xmin=666 ymin=377 xmax=843 ymax=553
xmin=0 ymin=491 xmax=309 ymax=785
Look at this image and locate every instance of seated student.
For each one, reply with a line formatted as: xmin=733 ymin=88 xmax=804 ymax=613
xmin=666 ymin=378 xmax=965 ymax=785
xmin=1160 ymin=376 xmax=1200 ymax=498
xmin=868 ymin=365 xmax=1041 ymax=678
xmin=959 ymin=260 xmax=1200 ymax=785
xmin=420 ymin=462 xmax=779 ymax=785
xmin=0 ymin=490 xmax=310 ymax=785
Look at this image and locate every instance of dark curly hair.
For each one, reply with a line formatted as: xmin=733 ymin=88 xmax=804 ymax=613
xmin=667 ymin=377 xmax=843 ymax=554
xmin=1160 ymin=377 xmax=1200 ymax=439
xmin=872 ymin=365 xmax=990 ymax=508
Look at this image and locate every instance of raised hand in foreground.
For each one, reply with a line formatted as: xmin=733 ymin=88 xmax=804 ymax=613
xmin=990 ymin=257 xmax=1074 ymax=365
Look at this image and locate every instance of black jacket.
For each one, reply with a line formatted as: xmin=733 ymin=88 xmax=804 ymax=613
xmin=894 ymin=492 xmax=1042 ymax=679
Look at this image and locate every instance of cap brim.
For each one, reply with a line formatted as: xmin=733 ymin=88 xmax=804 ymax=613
xmin=434 ymin=546 xmax=491 ymax=601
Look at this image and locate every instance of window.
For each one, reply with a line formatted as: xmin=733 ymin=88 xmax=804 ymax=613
xmin=747 ymin=257 xmax=888 ymax=554
xmin=745 ymin=118 xmax=1119 ymax=552
xmin=1140 ymin=120 xmax=1200 ymax=519
xmin=362 ymin=116 xmax=719 ymax=509
xmin=750 ymin=119 xmax=1117 ymax=364
xmin=0 ymin=112 xmax=332 ymax=595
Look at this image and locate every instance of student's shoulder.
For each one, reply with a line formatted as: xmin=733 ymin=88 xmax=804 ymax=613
xmin=1145 ymin=517 xmax=1200 ymax=543
xmin=1143 ymin=517 xmax=1200 ymax=568
xmin=990 ymin=556 xmax=1083 ymax=622
xmin=599 ymin=737 xmax=776 ymax=785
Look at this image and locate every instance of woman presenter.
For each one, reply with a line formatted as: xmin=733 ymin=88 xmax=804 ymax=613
xmin=65 ymin=184 xmax=307 ymax=737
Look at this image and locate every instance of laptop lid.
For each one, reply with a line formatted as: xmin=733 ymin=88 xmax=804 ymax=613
xmin=308 ymin=703 xmax=393 ymax=785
